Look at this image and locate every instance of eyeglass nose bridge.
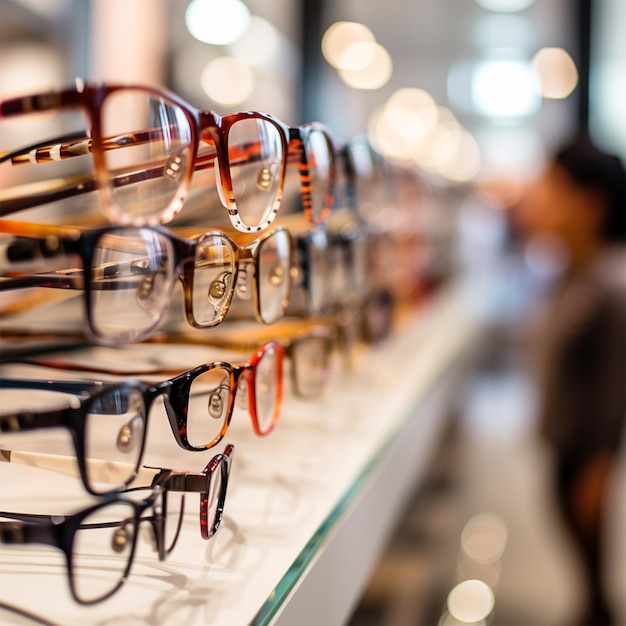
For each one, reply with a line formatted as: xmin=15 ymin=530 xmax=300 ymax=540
xmin=234 ymin=258 xmax=253 ymax=301
xmin=232 ymin=366 xmax=251 ymax=413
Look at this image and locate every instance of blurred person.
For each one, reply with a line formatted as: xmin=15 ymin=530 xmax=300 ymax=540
xmin=515 ymin=135 xmax=626 ymax=626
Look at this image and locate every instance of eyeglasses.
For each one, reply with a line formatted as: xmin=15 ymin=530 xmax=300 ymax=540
xmin=0 ymin=340 xmax=282 ymax=486
xmin=9 ymin=320 xmax=335 ymax=398
xmin=172 ymin=325 xmax=336 ymax=398
xmin=0 ymin=83 xmax=336 ymax=231
xmin=1 ymin=443 xmax=234 ymax=542
xmin=143 ymin=444 xmax=234 ymax=541
xmin=0 ymin=378 xmax=155 ymax=495
xmin=0 ymin=485 xmax=181 ymax=604
xmin=287 ymin=226 xmax=332 ymax=316
xmin=0 ymin=219 xmax=292 ymax=344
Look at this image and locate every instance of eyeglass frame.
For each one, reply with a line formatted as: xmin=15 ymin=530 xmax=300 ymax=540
xmin=0 ymin=378 xmax=155 ymax=495
xmin=0 ymin=83 xmax=337 ymax=232
xmin=0 ymin=443 xmax=234 ymax=543
xmin=0 ymin=484 xmax=179 ymax=605
xmin=0 ymin=338 xmax=283 ymax=466
xmin=0 ymin=219 xmax=293 ymax=344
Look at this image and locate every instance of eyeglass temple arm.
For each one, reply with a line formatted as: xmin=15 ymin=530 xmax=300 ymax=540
xmin=0 ymin=377 xmax=96 ymax=394
xmin=0 ymin=382 xmax=88 ymax=432
xmin=0 ymin=445 xmax=234 ymax=491
xmin=4 ymin=127 xmax=270 ymax=169
xmin=0 ymin=161 xmax=180 ymax=217
xmin=0 ymin=516 xmax=57 ymax=547
xmin=0 ymin=406 xmax=74 ymax=434
xmin=0 ymin=509 xmax=131 ymax=546
xmin=0 ymin=236 xmax=171 ymax=292
xmin=0 ymin=448 xmax=158 ymax=486
xmin=0 ymin=378 xmax=144 ymax=419
xmin=1 ymin=129 xmax=268 ymax=216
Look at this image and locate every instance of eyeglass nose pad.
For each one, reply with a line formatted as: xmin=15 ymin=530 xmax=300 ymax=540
xmin=163 ymin=150 xmax=187 ymax=182
xmin=235 ymin=260 xmax=252 ymax=301
xmin=111 ymin=522 xmax=133 ymax=553
xmin=256 ymin=166 xmax=274 ymax=191
xmin=207 ymin=270 xmax=232 ymax=308
xmin=207 ymin=383 xmax=229 ymax=420
xmin=134 ymin=261 xmax=167 ymax=311
xmin=117 ymin=414 xmax=142 ymax=453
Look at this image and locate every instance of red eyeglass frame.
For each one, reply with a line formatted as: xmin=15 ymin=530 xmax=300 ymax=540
xmin=0 ymin=83 xmax=337 ymax=231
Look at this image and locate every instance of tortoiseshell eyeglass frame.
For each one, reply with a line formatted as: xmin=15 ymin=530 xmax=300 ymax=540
xmin=147 ymin=443 xmax=234 ymax=540
xmin=0 ymin=219 xmax=293 ymax=344
xmin=0 ymin=83 xmax=337 ymax=231
xmin=0 ymin=339 xmax=283 ymax=451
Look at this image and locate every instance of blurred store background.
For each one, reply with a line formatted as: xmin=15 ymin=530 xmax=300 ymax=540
xmin=1 ymin=1 xmax=624 ymax=625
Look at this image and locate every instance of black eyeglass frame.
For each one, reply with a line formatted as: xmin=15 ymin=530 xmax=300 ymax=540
xmin=0 ymin=484 xmax=179 ymax=605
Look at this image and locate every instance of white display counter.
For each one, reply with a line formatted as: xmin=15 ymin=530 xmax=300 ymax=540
xmin=0 ymin=280 xmax=482 ymax=626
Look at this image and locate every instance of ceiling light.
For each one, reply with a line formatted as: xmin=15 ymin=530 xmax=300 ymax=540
xmin=475 ymin=0 xmax=535 ymax=12
xmin=472 ymin=59 xmax=540 ymax=117
xmin=185 ymin=0 xmax=251 ymax=46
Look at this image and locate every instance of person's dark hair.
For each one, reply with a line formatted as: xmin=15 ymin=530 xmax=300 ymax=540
xmin=554 ymin=135 xmax=626 ymax=243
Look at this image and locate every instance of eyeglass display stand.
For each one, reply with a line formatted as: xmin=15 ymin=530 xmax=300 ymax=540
xmin=0 ymin=277 xmax=484 ymax=626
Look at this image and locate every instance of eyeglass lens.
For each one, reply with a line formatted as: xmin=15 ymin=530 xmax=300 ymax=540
xmin=304 ymin=129 xmax=333 ymax=222
xmin=225 ymin=117 xmax=284 ymax=229
xmin=257 ymin=229 xmax=291 ymax=324
xmin=291 ymin=336 xmax=332 ymax=397
xmin=190 ymin=234 xmax=236 ymax=327
xmin=101 ymin=89 xmax=194 ymax=223
xmin=185 ymin=367 xmax=232 ymax=448
xmin=70 ymin=500 xmax=137 ymax=604
xmin=163 ymin=490 xmax=185 ymax=552
xmin=203 ymin=466 xmax=224 ymax=537
xmin=254 ymin=346 xmax=279 ymax=432
xmin=84 ymin=387 xmax=147 ymax=494
xmin=90 ymin=228 xmax=176 ymax=343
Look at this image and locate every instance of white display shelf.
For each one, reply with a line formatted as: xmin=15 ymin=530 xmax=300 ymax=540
xmin=0 ymin=280 xmax=482 ymax=626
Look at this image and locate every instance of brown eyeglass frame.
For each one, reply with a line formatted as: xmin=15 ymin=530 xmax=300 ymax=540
xmin=0 ymin=218 xmax=293 ymax=344
xmin=0 ymin=83 xmax=337 ymax=231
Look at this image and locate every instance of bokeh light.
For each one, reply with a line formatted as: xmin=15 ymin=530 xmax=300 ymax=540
xmin=322 ymin=21 xmax=376 ymax=69
xmin=185 ymin=0 xmax=251 ymax=46
xmin=368 ymin=94 xmax=481 ymax=183
xmin=461 ymin=513 xmax=508 ymax=563
xmin=532 ymin=47 xmax=578 ymax=99
xmin=447 ymin=579 xmax=495 ymax=623
xmin=338 ymin=42 xmax=392 ymax=90
xmin=0 ymin=43 xmax=64 ymax=95
xmin=472 ymin=13 xmax=536 ymax=51
xmin=201 ymin=56 xmax=254 ymax=105
xmin=228 ymin=16 xmax=281 ymax=67
xmin=383 ymin=88 xmax=439 ymax=141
